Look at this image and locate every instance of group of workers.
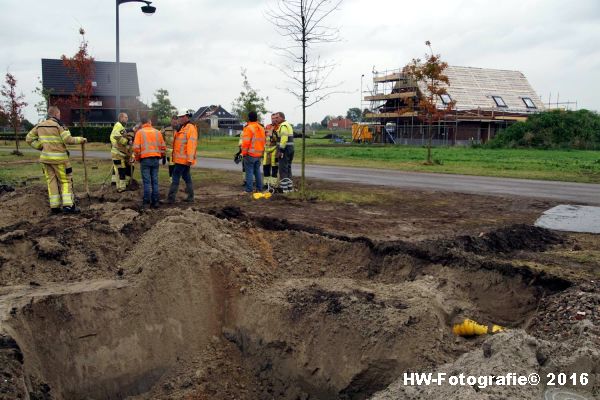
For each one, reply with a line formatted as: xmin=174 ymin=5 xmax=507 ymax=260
xmin=109 ymin=109 xmax=198 ymax=208
xmin=239 ymin=111 xmax=295 ymax=194
xmin=26 ymin=106 xmax=294 ymax=213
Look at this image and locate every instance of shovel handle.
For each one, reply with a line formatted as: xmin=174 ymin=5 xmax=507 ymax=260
xmin=81 ymin=142 xmax=89 ymax=194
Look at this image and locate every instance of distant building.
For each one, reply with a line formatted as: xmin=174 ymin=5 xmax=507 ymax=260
xmin=42 ymin=58 xmax=148 ymax=126
xmin=364 ymin=65 xmax=545 ymax=145
xmin=192 ymin=105 xmax=243 ymax=130
xmin=327 ymin=117 xmax=353 ymax=130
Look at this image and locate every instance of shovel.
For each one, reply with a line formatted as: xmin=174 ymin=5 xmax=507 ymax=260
xmin=81 ymin=142 xmax=91 ymax=200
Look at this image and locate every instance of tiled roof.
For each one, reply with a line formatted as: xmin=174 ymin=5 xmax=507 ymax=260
xmin=42 ymin=58 xmax=140 ymax=97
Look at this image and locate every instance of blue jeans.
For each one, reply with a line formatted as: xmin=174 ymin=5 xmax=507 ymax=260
xmin=168 ymin=164 xmax=194 ymax=201
xmin=243 ymin=156 xmax=262 ymax=192
xmin=140 ymin=157 xmax=160 ymax=205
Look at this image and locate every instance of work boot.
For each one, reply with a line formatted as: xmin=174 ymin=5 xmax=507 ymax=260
xmin=50 ymin=208 xmax=61 ymax=215
xmin=184 ymin=186 xmax=194 ymax=203
xmin=167 ymin=185 xmax=178 ymax=203
xmin=62 ymin=205 xmax=81 ymax=214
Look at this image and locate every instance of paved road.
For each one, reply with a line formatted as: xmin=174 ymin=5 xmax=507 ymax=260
xmin=16 ymin=149 xmax=600 ymax=205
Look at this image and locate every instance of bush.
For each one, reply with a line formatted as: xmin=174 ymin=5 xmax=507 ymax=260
xmin=69 ymin=126 xmax=113 ymax=143
xmin=489 ymin=109 xmax=600 ymax=149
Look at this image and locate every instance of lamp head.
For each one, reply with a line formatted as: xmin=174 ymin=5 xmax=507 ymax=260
xmin=141 ymin=3 xmax=156 ymax=15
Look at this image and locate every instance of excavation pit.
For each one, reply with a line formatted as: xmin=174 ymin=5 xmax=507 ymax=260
xmin=2 ymin=204 xmax=592 ymax=400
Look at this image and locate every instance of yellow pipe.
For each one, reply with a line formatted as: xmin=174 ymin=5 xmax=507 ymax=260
xmin=452 ymin=319 xmax=504 ymax=337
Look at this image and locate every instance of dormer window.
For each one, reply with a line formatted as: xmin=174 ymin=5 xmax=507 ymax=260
xmin=440 ymin=93 xmax=452 ymax=105
xmin=492 ymin=96 xmax=507 ymax=107
xmin=522 ymin=97 xmax=536 ymax=109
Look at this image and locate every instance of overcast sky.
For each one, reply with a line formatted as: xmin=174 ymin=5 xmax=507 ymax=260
xmin=1 ymin=0 xmax=599 ymax=124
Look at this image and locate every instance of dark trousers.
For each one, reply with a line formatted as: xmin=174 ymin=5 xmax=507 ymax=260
xmin=279 ymin=147 xmax=294 ymax=192
xmin=168 ymin=164 xmax=194 ymax=201
xmin=140 ymin=157 xmax=160 ymax=205
xmin=243 ymin=156 xmax=262 ymax=192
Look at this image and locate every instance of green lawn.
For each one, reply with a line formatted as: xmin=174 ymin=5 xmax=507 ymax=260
xmin=197 ymin=136 xmax=600 ymax=183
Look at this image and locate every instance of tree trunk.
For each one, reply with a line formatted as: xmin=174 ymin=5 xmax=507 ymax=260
xmin=300 ymin=3 xmax=307 ymax=198
xmin=427 ymin=120 xmax=433 ymax=164
xmin=14 ymin=125 xmax=21 ymax=155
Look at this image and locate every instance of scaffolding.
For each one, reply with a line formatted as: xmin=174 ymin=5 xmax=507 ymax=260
xmin=363 ymin=67 xmax=535 ymax=146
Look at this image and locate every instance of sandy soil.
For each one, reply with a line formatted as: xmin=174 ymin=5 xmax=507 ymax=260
xmin=0 ymin=176 xmax=597 ymax=400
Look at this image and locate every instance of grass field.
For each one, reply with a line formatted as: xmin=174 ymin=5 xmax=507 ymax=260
xmin=3 ymin=137 xmax=600 ymax=183
xmin=197 ymin=136 xmax=600 ymax=183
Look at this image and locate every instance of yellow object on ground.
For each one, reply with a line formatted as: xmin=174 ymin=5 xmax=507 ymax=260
xmin=452 ymin=319 xmax=504 ymax=337
xmin=352 ymin=123 xmax=373 ymax=143
xmin=252 ymin=192 xmax=272 ymax=200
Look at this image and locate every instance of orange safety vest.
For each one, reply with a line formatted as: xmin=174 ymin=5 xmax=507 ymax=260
xmin=133 ymin=123 xmax=166 ymax=160
xmin=241 ymin=122 xmax=266 ymax=158
xmin=172 ymin=122 xmax=198 ymax=165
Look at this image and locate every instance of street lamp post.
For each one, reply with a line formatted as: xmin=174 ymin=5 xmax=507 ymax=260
xmin=360 ymin=74 xmax=365 ymax=121
xmin=116 ymin=0 xmax=156 ymax=119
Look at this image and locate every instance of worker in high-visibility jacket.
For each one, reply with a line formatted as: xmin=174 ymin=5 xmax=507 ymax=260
xmin=241 ymin=111 xmax=266 ymax=194
xmin=110 ymin=112 xmax=135 ymax=192
xmin=25 ymin=106 xmax=87 ymax=214
xmin=263 ymin=113 xmax=279 ymax=190
xmin=133 ymin=116 xmax=166 ymax=209
xmin=167 ymin=109 xmax=198 ymax=203
xmin=273 ymin=111 xmax=294 ymax=193
xmin=160 ymin=115 xmax=178 ymax=182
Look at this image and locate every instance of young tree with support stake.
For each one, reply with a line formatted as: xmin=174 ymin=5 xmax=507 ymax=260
xmin=406 ymin=41 xmax=455 ymax=165
xmin=267 ymin=0 xmax=343 ymax=197
xmin=61 ymin=28 xmax=95 ymax=128
xmin=0 ymin=72 xmax=28 ymax=156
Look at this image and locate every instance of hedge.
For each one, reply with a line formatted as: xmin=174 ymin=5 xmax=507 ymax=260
xmin=489 ymin=109 xmax=600 ymax=149
xmin=69 ymin=126 xmax=113 ymax=143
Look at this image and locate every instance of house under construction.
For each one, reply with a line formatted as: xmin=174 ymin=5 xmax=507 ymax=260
xmin=362 ymin=66 xmax=544 ymax=145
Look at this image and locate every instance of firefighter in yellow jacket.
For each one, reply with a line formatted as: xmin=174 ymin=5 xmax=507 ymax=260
xmin=26 ymin=106 xmax=87 ymax=214
xmin=160 ymin=115 xmax=178 ymax=182
xmin=273 ymin=111 xmax=294 ymax=193
xmin=263 ymin=114 xmax=279 ymax=190
xmin=110 ymin=112 xmax=135 ymax=192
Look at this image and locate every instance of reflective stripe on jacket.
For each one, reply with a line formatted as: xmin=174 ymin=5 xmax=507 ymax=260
xmin=161 ymin=126 xmax=175 ymax=163
xmin=277 ymin=121 xmax=294 ymax=149
xmin=26 ymin=118 xmax=85 ymax=164
xmin=110 ymin=121 xmax=131 ymax=159
xmin=241 ymin=122 xmax=266 ymax=158
xmin=133 ymin=123 xmax=166 ymax=160
xmin=172 ymin=122 xmax=198 ymax=165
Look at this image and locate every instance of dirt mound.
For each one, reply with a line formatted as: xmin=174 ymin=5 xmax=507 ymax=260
xmin=450 ymin=224 xmax=563 ymax=254
xmin=370 ymin=329 xmax=599 ymax=400
xmin=528 ymin=280 xmax=599 ymax=343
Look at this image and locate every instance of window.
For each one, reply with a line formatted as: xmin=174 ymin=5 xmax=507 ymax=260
xmin=492 ymin=95 xmax=507 ymax=107
xmin=440 ymin=93 xmax=452 ymax=105
xmin=522 ymin=97 xmax=536 ymax=109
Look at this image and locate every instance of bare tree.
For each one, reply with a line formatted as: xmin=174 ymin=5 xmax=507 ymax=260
xmin=267 ymin=0 xmax=343 ymax=196
xmin=0 ymin=72 xmax=28 ymax=156
xmin=33 ymin=76 xmax=53 ymax=122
